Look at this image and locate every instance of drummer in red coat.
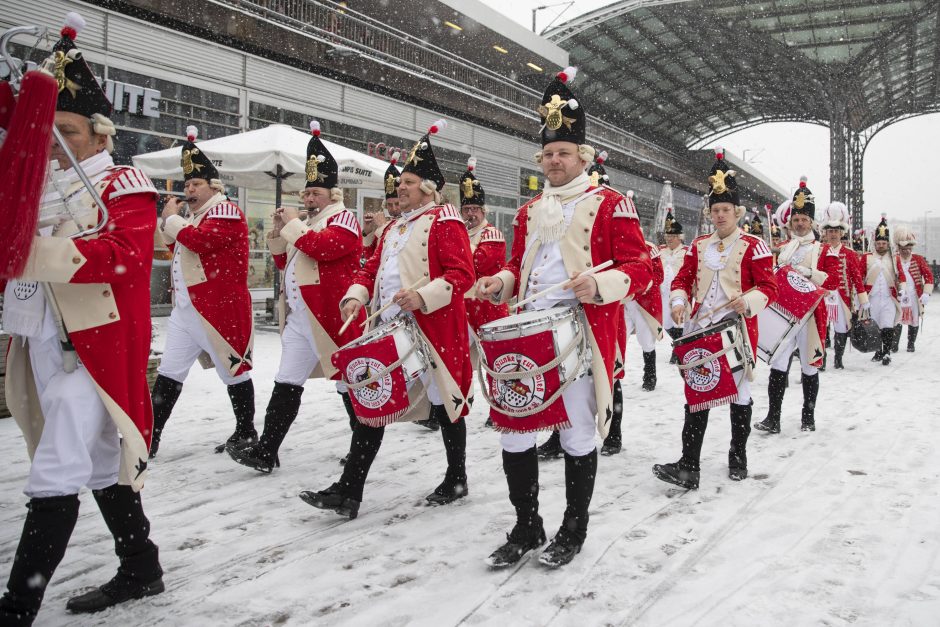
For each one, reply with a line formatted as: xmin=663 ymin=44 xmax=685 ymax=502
xmin=228 ymin=121 xmax=366 ymax=472
xmin=477 ymin=67 xmax=653 ymax=568
xmin=460 ymin=157 xmax=509 ymax=335
xmin=754 ymin=177 xmax=837 ymax=435
xmin=149 ymin=125 xmax=255 ymax=457
xmin=892 ymin=225 xmax=934 ymax=353
xmin=1 ymin=16 xmax=163 ymax=621
xmin=818 ymin=200 xmax=869 ymax=368
xmin=652 ymin=149 xmax=777 ymax=491
xmin=300 ymin=119 xmax=476 ymax=518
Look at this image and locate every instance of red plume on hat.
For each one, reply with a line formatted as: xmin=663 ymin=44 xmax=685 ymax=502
xmin=0 ymin=72 xmax=59 ymax=278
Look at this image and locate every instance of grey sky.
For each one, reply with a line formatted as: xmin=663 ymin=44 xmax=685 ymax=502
xmin=479 ymin=0 xmax=940 ymax=226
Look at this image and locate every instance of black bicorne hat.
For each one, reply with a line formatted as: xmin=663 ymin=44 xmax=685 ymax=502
xmin=750 ymin=213 xmax=764 ymax=236
xmin=181 ymin=125 xmax=220 ymax=182
xmin=587 ymin=150 xmax=609 ymax=187
xmin=707 ymin=148 xmax=739 ymax=206
xmin=402 ymin=119 xmax=447 ymax=191
xmin=874 ymin=214 xmax=890 ymax=242
xmin=383 ymin=150 xmax=401 ymax=200
xmin=538 ymin=67 xmax=585 ymax=146
xmin=664 ymin=209 xmax=683 ymax=235
xmin=305 ymin=120 xmax=338 ymax=190
xmin=791 ymin=176 xmax=816 ymax=220
xmin=459 ymin=157 xmax=486 ymax=207
xmin=48 ymin=13 xmax=111 ymax=118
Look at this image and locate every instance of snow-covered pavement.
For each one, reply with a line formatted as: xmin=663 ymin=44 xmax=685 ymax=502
xmin=1 ymin=315 xmax=938 ymax=626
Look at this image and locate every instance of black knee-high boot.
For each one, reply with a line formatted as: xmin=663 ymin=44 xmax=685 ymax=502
xmin=601 ymin=380 xmax=623 ymax=456
xmin=427 ymin=405 xmax=468 ymax=505
xmin=891 ymin=324 xmax=902 ymax=353
xmin=228 ymin=382 xmax=303 ymax=472
xmin=667 ymin=327 xmax=682 ymax=364
xmin=652 ymin=405 xmax=708 ymax=489
xmin=299 ymin=421 xmax=385 ymax=519
xmin=485 ymin=448 xmax=546 ymax=568
xmin=729 ymin=402 xmax=752 ymax=481
xmin=339 ymin=391 xmax=357 ymax=432
xmin=907 ymin=326 xmax=919 ymax=352
xmin=540 ymin=449 xmax=598 ymax=568
xmin=149 ymin=375 xmax=183 ymax=458
xmin=641 ymin=350 xmax=657 ymax=391
xmin=66 ymin=485 xmax=164 ymax=613
xmin=801 ymin=373 xmax=819 ymax=431
xmin=214 ymin=380 xmax=257 ymax=453
xmin=833 ymin=332 xmax=848 ymax=369
xmin=881 ymin=328 xmax=895 ymax=365
xmin=0 ymin=496 xmax=79 ymax=626
xmin=755 ymin=369 xmax=786 ymax=433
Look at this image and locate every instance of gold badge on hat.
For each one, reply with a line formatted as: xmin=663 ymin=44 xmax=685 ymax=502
xmin=538 ymin=94 xmax=576 ymax=132
xmin=407 ymin=141 xmax=423 ymax=166
xmin=793 ymin=191 xmax=807 ymax=210
xmin=181 ymin=148 xmax=202 ymax=176
xmin=385 ymin=174 xmax=397 ymax=196
xmin=462 ymin=176 xmax=475 ymax=200
xmin=306 ymin=154 xmax=325 ymax=183
xmin=709 ymin=169 xmax=729 ymax=196
xmin=589 ymin=171 xmax=600 ymax=187
xmin=53 ymin=51 xmax=79 ymax=98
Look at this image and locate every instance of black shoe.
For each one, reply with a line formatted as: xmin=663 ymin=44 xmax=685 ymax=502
xmin=882 ymin=354 xmax=891 ymax=366
xmin=425 ymin=478 xmax=468 ymax=506
xmin=871 ymin=351 xmax=883 ymax=362
xmin=227 ymin=443 xmax=279 ymax=473
xmin=800 ymin=421 xmax=816 ymax=432
xmin=299 ymin=483 xmax=360 ymax=519
xmin=148 ymin=434 xmax=161 ymax=460
xmin=214 ymin=430 xmax=258 ymax=454
xmin=339 ymin=453 xmax=348 ymax=466
xmin=485 ymin=417 xmax=493 ymax=428
xmin=66 ymin=575 xmax=164 ymax=614
xmin=538 ymin=530 xmax=582 ymax=568
xmin=600 ymin=439 xmax=622 ymax=456
xmin=652 ymin=461 xmax=699 ymax=490
xmin=485 ymin=524 xmax=546 ymax=568
xmin=753 ymin=417 xmax=780 ymax=434
xmin=728 ymin=450 xmax=748 ymax=481
xmin=415 ymin=418 xmax=439 ymax=431
xmin=536 ymin=432 xmax=562 ymax=460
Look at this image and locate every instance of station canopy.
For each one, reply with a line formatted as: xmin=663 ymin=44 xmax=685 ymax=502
xmin=547 ymin=0 xmax=940 ymax=150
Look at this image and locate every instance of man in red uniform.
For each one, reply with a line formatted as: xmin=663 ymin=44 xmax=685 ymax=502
xmin=892 ymin=225 xmax=934 ymax=352
xmin=818 ymin=201 xmax=869 ymax=368
xmin=653 ymin=149 xmax=777 ymax=490
xmin=362 ymin=152 xmax=398 ymax=263
xmin=149 ymin=125 xmax=255 ymax=457
xmin=1 ymin=15 xmax=163 ymax=623
xmin=478 ymin=67 xmax=653 ymax=567
xmin=300 ymin=120 xmax=475 ymax=518
xmin=460 ymin=157 xmax=508 ymax=336
xmin=228 ymin=121 xmax=366 ymax=472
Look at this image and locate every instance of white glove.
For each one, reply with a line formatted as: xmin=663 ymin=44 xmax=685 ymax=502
xmin=921 ymin=293 xmax=929 ymax=307
xmin=796 ymin=265 xmax=813 ymax=278
xmin=858 ymin=307 xmax=870 ymax=321
xmin=860 ymin=301 xmax=871 ymax=311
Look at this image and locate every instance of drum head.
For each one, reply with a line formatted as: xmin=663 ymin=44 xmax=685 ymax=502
xmin=674 ymin=317 xmax=738 ymax=348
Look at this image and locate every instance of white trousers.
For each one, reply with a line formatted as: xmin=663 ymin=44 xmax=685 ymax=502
xmin=625 ymin=300 xmax=656 ymax=352
xmin=825 ymin=293 xmax=850 ymax=333
xmin=275 ymin=308 xmax=346 ymax=392
xmin=157 ymin=304 xmax=251 ymax=386
xmin=500 ymin=376 xmax=597 ymax=456
xmin=24 ymin=336 xmax=120 ymax=497
xmin=769 ymin=320 xmax=819 ymax=376
xmin=661 ymin=282 xmax=677 ymax=331
xmin=868 ymin=293 xmax=897 ymax=330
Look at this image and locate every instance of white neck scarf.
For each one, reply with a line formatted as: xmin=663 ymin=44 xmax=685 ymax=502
xmin=41 ymin=151 xmax=114 ymax=205
xmin=779 ymin=231 xmax=816 ymax=264
xmin=533 ymin=172 xmax=590 ymax=243
xmin=309 ymin=201 xmax=345 ymax=232
xmin=192 ymin=192 xmax=226 ymax=217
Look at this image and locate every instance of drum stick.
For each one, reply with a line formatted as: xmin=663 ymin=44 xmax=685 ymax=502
xmin=358 ymin=277 xmax=430 ymax=329
xmin=512 ymin=259 xmax=614 ymax=311
xmin=697 ymin=287 xmax=757 ymax=320
xmin=338 ymin=306 xmax=358 ymax=336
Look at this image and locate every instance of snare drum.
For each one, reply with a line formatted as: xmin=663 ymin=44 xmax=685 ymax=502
xmin=337 ymin=316 xmax=428 ymax=383
xmin=674 ymin=318 xmax=745 ymax=374
xmin=477 ymin=306 xmax=589 ymax=428
xmin=673 ymin=317 xmax=746 ymax=411
xmin=757 ymin=265 xmax=825 ymax=363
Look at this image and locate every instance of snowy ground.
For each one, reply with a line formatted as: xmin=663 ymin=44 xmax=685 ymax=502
xmin=2 ymin=310 xmax=939 ymax=627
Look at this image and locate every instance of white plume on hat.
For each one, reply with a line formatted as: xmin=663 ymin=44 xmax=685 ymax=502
xmin=774 ymin=198 xmax=792 ymax=227
xmin=893 ymin=224 xmax=917 ymax=247
xmin=822 ymin=201 xmax=850 ymax=230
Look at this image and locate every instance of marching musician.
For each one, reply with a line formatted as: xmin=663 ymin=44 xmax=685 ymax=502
xmin=652 ymin=149 xmax=777 ymax=490
xmin=862 ymin=216 xmax=902 ymax=365
xmin=624 ymin=234 xmax=665 ymax=393
xmin=661 ymin=209 xmax=688 ymax=364
xmin=478 ymin=67 xmax=653 ymax=568
xmin=891 ymin=225 xmax=933 ymax=353
xmin=228 ymin=121 xmax=365 ymax=472
xmin=0 ymin=14 xmax=163 ymax=622
xmin=754 ymin=179 xmax=834 ymax=434
xmin=818 ymin=200 xmax=869 ymax=369
xmin=149 ymin=125 xmax=255 ymax=457
xmin=300 ymin=120 xmax=475 ymax=518
xmin=461 ymin=157 xmax=509 ymax=337
xmin=362 ymin=153 xmax=397 ymax=263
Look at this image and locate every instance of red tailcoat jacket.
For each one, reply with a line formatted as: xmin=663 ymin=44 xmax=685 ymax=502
xmin=162 ymin=194 xmax=254 ymax=375
xmin=492 ymin=185 xmax=653 ymax=436
xmin=345 ymin=203 xmax=475 ymax=423
xmin=819 ymin=243 xmax=869 ymax=325
xmin=616 ymin=241 xmax=664 ymax=378
xmin=4 ymin=165 xmax=158 ymax=491
xmin=466 ymin=221 xmax=509 ymax=333
xmin=268 ymin=205 xmax=366 ymax=379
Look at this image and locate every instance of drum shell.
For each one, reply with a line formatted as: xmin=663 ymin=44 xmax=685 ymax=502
xmin=339 ymin=317 xmax=428 ymax=382
xmin=479 ymin=307 xmax=583 ymax=381
xmin=673 ymin=317 xmax=745 ymax=373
